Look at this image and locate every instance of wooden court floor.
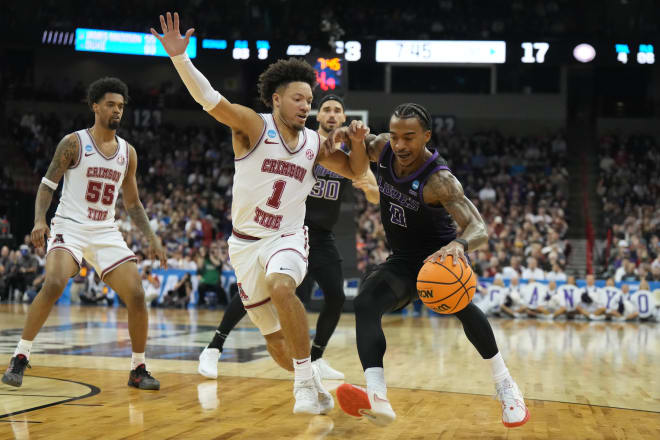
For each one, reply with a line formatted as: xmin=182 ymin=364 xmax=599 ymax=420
xmin=0 ymin=303 xmax=658 ymax=439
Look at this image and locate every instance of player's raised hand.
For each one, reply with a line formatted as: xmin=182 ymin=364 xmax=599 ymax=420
xmin=347 ymin=120 xmax=370 ymax=143
xmin=150 ymin=12 xmax=195 ymax=57
xmin=31 ymin=221 xmax=50 ymax=249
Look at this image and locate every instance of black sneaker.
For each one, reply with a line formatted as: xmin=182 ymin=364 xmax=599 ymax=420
xmin=2 ymin=355 xmax=31 ymax=387
xmin=128 ymin=364 xmax=160 ymax=390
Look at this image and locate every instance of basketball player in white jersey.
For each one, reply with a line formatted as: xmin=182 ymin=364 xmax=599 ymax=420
xmin=2 ymin=78 xmax=165 ymax=390
xmin=151 ymin=12 xmax=370 ymax=414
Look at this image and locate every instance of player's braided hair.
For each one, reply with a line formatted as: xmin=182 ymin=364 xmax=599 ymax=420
xmin=258 ymin=58 xmax=317 ymax=108
xmin=392 ymin=103 xmax=432 ymax=131
xmin=87 ymin=77 xmax=129 ymax=109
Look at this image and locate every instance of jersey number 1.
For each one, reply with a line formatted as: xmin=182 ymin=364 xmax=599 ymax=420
xmin=266 ymin=180 xmax=287 ymax=209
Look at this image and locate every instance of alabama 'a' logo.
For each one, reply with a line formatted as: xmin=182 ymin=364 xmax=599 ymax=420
xmin=237 ymin=283 xmax=249 ymax=302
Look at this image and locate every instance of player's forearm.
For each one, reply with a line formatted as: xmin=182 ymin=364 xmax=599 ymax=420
xmin=457 ymin=221 xmax=488 ymax=253
xmin=34 ymin=185 xmax=54 ymax=224
xmin=126 ymin=203 xmax=157 ymax=243
xmin=347 ymin=139 xmax=369 ymax=178
xmin=363 ymin=185 xmax=380 ymax=204
xmin=170 ymin=54 xmax=222 ymax=111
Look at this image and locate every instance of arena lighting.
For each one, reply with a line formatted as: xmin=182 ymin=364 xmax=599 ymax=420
xmin=573 ymin=43 xmax=596 ymax=63
xmin=75 ymin=28 xmax=197 ymax=58
xmin=42 ymin=29 xmax=75 ymax=45
xmin=375 ymin=40 xmax=506 ymax=63
xmin=202 ymin=39 xmax=227 ymax=50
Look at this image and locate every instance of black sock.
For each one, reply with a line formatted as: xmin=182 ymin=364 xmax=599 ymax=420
xmin=310 ymin=342 xmax=325 ymax=362
xmin=208 ymin=330 xmax=228 ymax=351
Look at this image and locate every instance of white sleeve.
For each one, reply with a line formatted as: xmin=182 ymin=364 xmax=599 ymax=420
xmin=171 ymin=54 xmax=222 ymax=111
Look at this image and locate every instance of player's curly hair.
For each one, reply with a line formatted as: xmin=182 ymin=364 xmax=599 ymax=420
xmin=392 ymin=103 xmax=432 ymax=131
xmin=87 ymin=77 xmax=129 ymax=109
xmin=257 ymin=58 xmax=316 ymax=108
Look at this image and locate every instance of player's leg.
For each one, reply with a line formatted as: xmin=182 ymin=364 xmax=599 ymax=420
xmin=104 ymin=261 xmax=159 ymax=390
xmin=453 ymin=303 xmax=529 ymax=427
xmin=2 ymin=250 xmax=78 ymax=387
xmin=199 ymin=292 xmax=247 ymax=378
xmin=306 ymin=250 xmax=346 ymax=379
xmin=337 ymin=262 xmax=407 ymax=426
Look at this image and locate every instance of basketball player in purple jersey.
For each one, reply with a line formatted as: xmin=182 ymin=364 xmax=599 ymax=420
xmin=151 ymin=12 xmax=370 ymax=414
xmin=2 ymin=78 xmax=165 ymax=390
xmin=331 ymin=103 xmax=529 ymax=428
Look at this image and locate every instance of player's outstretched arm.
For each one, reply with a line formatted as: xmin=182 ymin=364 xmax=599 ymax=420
xmin=318 ymin=120 xmax=370 ymax=179
xmin=150 ymin=12 xmax=263 ymax=156
xmin=122 ymin=145 xmax=167 ymax=268
xmin=352 ymin=168 xmax=380 ymax=204
xmin=423 ymin=171 xmax=488 ymax=265
xmin=31 ymin=134 xmax=80 ymax=249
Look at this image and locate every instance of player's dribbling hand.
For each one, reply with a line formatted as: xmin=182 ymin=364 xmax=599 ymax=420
xmin=150 ymin=12 xmax=195 ymax=57
xmin=31 ymin=221 xmax=50 ymax=249
xmin=425 ymin=241 xmax=467 ymax=266
xmin=149 ymin=237 xmax=168 ymax=270
xmin=347 ymin=120 xmax=370 ymax=143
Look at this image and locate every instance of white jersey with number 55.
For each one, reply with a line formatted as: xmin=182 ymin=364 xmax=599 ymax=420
xmin=54 ymin=129 xmax=129 ymax=227
xmin=231 ymin=113 xmax=320 ymax=237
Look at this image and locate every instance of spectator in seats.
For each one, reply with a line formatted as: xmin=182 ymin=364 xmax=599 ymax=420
xmin=485 ymin=256 xmax=500 ymax=278
xmin=501 ymin=256 xmax=522 ymax=279
xmin=196 ymin=246 xmax=226 ymax=307
xmin=522 ymin=257 xmax=545 ymax=281
xmin=15 ymin=245 xmax=38 ymax=302
xmin=617 ymin=260 xmax=638 ymax=283
xmin=141 ymin=266 xmax=161 ymax=306
xmin=69 ymin=262 xmax=90 ymax=305
xmin=0 ymin=246 xmax=9 ymax=301
xmin=81 ymin=272 xmax=113 ymax=306
xmin=478 ymin=181 xmax=496 ymax=202
xmin=650 ymin=263 xmax=660 ymax=282
xmin=545 ymin=262 xmax=566 ymax=282
xmin=163 ymin=273 xmax=193 ymax=308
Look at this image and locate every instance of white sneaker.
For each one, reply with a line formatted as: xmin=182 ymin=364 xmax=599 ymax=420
xmin=293 ymin=378 xmax=321 ymax=415
xmin=495 ymin=377 xmax=530 ymax=428
xmin=311 ymin=363 xmax=335 ymax=414
xmin=198 ymin=348 xmax=220 ymax=379
xmin=538 ymin=313 xmax=554 ymax=321
xmin=589 ymin=313 xmax=606 ymax=321
xmin=312 ymin=358 xmax=345 ymax=380
xmin=336 ymin=383 xmax=396 ymax=426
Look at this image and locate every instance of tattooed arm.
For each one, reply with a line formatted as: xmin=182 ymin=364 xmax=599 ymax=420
xmin=31 ymin=134 xmax=80 ymax=249
xmin=422 ymin=170 xmax=488 ymax=265
xmin=122 ymin=144 xmax=167 ymax=268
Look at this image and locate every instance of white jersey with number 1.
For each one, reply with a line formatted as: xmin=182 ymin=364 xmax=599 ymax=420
xmin=54 ymin=128 xmax=130 ymax=226
xmin=231 ymin=113 xmax=320 ymax=237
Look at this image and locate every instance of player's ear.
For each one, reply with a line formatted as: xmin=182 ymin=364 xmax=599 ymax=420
xmin=423 ymin=129 xmax=431 ymax=144
xmin=272 ymin=93 xmax=280 ymax=109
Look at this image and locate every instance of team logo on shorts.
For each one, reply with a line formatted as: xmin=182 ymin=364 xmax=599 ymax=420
xmin=306 ymin=149 xmax=314 ymax=160
xmin=237 ymin=283 xmax=249 ymax=302
xmin=54 ymin=234 xmax=64 ymax=244
xmin=267 ymin=129 xmax=277 ymax=138
xmin=117 ymin=154 xmax=126 ymax=165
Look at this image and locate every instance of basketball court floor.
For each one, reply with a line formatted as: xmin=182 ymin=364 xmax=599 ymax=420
xmin=1 ymin=303 xmax=658 ymax=439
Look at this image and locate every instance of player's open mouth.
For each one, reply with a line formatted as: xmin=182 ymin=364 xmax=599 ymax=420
xmin=296 ymin=114 xmax=307 ymax=122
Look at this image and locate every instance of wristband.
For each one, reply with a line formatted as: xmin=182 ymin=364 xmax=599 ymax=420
xmin=41 ymin=177 xmax=58 ymax=190
xmin=454 ymin=238 xmax=469 ymax=252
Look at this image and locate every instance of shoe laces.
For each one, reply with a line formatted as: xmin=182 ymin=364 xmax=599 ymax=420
xmin=495 ymin=379 xmax=519 ymax=403
xmin=10 ymin=355 xmax=30 ymax=373
xmin=134 ymin=364 xmax=153 ymax=378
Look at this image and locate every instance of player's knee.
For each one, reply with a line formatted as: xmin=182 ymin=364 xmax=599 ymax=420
xmin=353 ymin=290 xmax=374 ymax=317
xmin=266 ymin=275 xmax=296 ymax=303
xmin=42 ymin=275 xmax=68 ymax=299
xmin=125 ymin=282 xmax=147 ymax=308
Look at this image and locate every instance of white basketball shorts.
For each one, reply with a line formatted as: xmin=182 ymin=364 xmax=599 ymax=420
xmin=46 ymin=217 xmax=136 ymax=281
xmin=228 ymin=226 xmax=309 ymax=335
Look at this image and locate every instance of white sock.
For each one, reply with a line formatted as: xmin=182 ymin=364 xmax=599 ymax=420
xmin=364 ymin=367 xmax=387 ymax=397
xmin=293 ymin=357 xmax=313 ymax=382
xmin=488 ymin=352 xmax=510 ymax=384
xmin=14 ymin=339 xmax=33 ymax=359
xmin=131 ymin=352 xmax=146 ymax=370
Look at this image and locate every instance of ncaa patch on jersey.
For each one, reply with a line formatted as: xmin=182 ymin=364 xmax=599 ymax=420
xmin=267 ymin=129 xmax=277 ymax=138
xmin=85 ymin=145 xmax=93 ymax=152
xmin=412 ymin=180 xmax=420 ymax=190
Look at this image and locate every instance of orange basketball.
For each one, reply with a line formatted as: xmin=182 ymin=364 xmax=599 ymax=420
xmin=416 ymin=255 xmax=476 ymax=314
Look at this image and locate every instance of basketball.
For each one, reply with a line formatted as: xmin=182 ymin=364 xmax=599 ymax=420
xmin=416 ymin=256 xmax=476 ymax=314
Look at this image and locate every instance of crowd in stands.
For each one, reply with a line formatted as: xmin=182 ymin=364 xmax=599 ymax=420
xmin=5 ymin=0 xmax=657 ymax=44
xmin=597 ymin=134 xmax=660 ymax=283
